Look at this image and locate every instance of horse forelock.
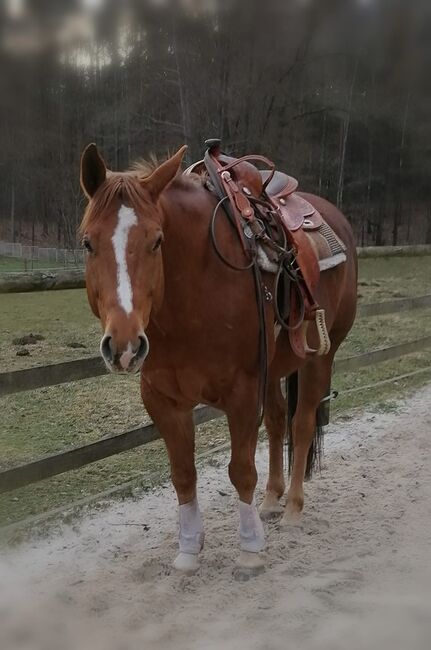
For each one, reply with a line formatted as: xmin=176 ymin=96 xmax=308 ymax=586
xmin=79 ymin=166 xmax=202 ymax=236
xmin=79 ymin=174 xmax=145 ymax=236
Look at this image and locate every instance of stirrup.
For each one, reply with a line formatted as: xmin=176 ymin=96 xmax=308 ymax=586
xmin=300 ymin=309 xmax=331 ymax=356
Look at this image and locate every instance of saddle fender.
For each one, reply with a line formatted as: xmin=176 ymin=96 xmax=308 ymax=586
xmin=290 ymin=227 xmax=320 ymax=313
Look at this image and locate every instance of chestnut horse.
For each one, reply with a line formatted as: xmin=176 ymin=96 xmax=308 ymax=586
xmin=79 ymin=144 xmax=357 ymax=573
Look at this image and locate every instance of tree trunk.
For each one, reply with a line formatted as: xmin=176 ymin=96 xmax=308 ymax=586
xmin=172 ymin=12 xmax=191 ymax=161
xmin=425 ymin=208 xmax=431 ymax=244
xmin=393 ymin=90 xmax=411 ymax=246
xmin=10 ymin=182 xmax=15 ymax=242
xmin=336 ymin=54 xmax=360 ymax=210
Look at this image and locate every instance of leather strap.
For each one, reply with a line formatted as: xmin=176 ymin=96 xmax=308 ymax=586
xmin=288 ymin=285 xmax=307 ymax=359
xmin=220 ymin=170 xmax=254 ymax=220
xmin=221 ymin=154 xmax=276 ymax=192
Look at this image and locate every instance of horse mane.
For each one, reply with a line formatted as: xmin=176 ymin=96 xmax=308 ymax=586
xmin=79 ymin=159 xmax=203 ymax=236
xmin=130 ymin=156 xmax=159 ymax=176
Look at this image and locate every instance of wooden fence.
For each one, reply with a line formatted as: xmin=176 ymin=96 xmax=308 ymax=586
xmin=1 ymin=292 xmax=431 ymax=496
xmin=1 ymin=244 xmax=431 ymax=294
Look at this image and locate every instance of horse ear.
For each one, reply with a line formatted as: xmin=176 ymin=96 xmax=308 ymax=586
xmin=142 ymin=145 xmax=188 ymax=200
xmin=80 ymin=143 xmax=107 ymax=199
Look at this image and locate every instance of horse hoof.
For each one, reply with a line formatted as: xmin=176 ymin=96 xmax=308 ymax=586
xmin=279 ymin=511 xmax=302 ymax=529
xmin=233 ymin=551 xmax=265 ymax=581
xmin=172 ymin=552 xmax=200 ymax=575
xmin=259 ymin=494 xmax=284 ymax=520
xmin=259 ymin=504 xmax=284 ymax=520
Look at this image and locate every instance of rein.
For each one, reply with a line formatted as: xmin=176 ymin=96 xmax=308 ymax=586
xmin=210 ymin=196 xmax=255 ymax=271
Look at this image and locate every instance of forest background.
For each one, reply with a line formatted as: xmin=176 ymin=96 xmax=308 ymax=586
xmin=0 ymin=0 xmax=430 ymax=248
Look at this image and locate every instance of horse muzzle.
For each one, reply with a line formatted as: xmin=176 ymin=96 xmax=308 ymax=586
xmin=100 ymin=332 xmax=149 ymax=374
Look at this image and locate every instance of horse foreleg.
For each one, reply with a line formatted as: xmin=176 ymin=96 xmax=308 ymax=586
xmin=259 ymin=377 xmax=286 ymax=518
xmin=141 ymin=381 xmax=204 ymax=574
xmin=225 ymin=377 xmax=265 ymax=572
xmin=282 ymin=353 xmax=334 ymax=527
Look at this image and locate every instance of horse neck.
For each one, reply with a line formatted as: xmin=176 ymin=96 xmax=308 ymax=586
xmin=160 ymin=184 xmax=211 ymax=274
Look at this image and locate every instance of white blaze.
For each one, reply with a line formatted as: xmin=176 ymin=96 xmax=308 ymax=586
xmin=112 ymin=205 xmax=137 ymax=314
xmin=119 ymin=342 xmax=134 ymax=370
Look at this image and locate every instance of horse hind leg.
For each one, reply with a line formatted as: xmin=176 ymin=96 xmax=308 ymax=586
xmin=281 ymin=351 xmax=334 ymax=527
xmin=259 ymin=377 xmax=287 ymax=519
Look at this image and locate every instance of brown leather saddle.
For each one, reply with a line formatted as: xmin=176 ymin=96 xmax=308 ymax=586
xmin=185 ymin=141 xmax=330 ymax=359
xmin=186 ymin=155 xmax=323 ymax=233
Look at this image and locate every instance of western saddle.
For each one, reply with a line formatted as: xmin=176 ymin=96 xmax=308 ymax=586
xmin=185 ymin=140 xmax=333 ymax=359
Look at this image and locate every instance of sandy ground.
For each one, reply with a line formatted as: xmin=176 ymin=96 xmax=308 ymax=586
xmin=1 ymin=384 xmax=431 ymax=650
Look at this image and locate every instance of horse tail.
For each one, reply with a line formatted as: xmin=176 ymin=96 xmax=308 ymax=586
xmin=286 ymin=371 xmax=324 ymax=480
xmin=286 ymin=371 xmax=298 ymax=476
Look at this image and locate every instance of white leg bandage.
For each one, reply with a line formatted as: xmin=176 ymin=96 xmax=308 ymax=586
xmin=239 ymin=499 xmax=266 ymax=553
xmin=178 ymin=497 xmax=205 ymax=554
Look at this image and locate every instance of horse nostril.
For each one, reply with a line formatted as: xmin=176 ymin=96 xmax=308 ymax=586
xmin=136 ymin=335 xmax=149 ymax=360
xmin=101 ymin=334 xmax=113 ymax=363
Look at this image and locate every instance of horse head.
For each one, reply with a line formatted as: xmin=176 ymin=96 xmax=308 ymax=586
xmin=79 ymin=143 xmax=187 ymax=373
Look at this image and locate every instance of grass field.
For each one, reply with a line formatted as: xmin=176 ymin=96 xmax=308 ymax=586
xmin=0 ymin=255 xmax=430 ymax=531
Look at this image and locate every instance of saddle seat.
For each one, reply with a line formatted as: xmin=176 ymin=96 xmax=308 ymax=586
xmin=185 ymin=155 xmax=322 ymax=232
xmin=215 ymin=154 xmax=323 ymax=233
xmin=260 ymin=169 xmax=298 ymax=197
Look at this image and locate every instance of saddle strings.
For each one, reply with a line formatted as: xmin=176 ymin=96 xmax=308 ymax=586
xmin=246 ymin=195 xmax=306 ymax=332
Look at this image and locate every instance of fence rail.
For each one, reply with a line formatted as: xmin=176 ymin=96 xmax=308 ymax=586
xmin=357 ymin=294 xmax=431 ymax=317
xmin=0 ymin=406 xmax=223 ymax=494
xmin=0 ymin=269 xmax=86 ymax=294
xmin=357 ymin=244 xmax=431 ymax=258
xmin=0 ymin=357 xmax=106 ymax=398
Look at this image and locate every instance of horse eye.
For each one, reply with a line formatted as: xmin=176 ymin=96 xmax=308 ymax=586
xmin=152 ymin=235 xmax=163 ymax=252
xmin=82 ymin=237 xmax=93 ymax=253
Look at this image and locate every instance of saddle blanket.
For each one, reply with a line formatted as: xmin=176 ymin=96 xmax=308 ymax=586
xmin=258 ymin=217 xmax=346 ymax=275
xmin=304 ymin=218 xmax=347 ymax=271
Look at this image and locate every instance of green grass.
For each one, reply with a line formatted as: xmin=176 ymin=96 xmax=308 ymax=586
xmin=356 ymin=255 xmax=431 ymax=302
xmin=0 ymin=289 xmax=98 ymax=371
xmin=0 ymin=255 xmax=430 ymax=531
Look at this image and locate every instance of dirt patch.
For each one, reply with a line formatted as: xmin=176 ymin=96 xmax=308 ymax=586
xmin=66 ymin=340 xmax=87 ymax=349
xmin=1 ymin=384 xmax=430 ymax=650
xmin=12 ymin=333 xmax=45 ymax=346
